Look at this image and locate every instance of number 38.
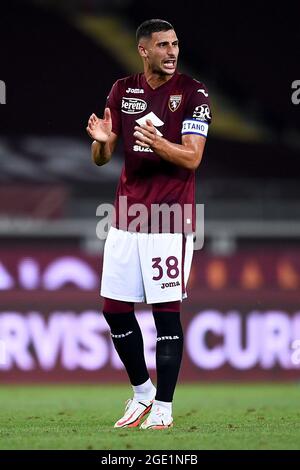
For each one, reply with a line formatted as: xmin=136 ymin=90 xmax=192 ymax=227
xmin=152 ymin=256 xmax=179 ymax=281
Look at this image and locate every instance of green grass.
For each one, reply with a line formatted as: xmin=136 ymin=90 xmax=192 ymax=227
xmin=0 ymin=383 xmax=300 ymax=450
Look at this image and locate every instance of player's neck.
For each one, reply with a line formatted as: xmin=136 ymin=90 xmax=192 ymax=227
xmin=143 ymin=70 xmax=175 ymax=90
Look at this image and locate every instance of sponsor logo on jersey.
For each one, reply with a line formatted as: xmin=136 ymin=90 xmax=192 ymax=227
xmin=161 ymin=281 xmax=180 ymax=289
xmin=168 ymin=94 xmax=182 ymax=112
xmin=126 ymin=87 xmax=144 ymax=94
xmin=133 ymin=145 xmax=154 ymax=152
xmin=192 ymin=104 xmax=211 ymax=121
xmin=135 ymin=112 xmax=164 ymax=136
xmin=121 ymin=97 xmax=147 ymax=114
xmin=182 ymin=119 xmax=209 ymax=137
xmin=197 ymin=88 xmax=208 ymax=97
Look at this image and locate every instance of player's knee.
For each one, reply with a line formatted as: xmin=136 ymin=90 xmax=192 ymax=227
xmin=102 ymin=298 xmax=136 ymax=334
xmin=151 ymin=301 xmax=180 ymax=313
xmin=103 ymin=310 xmax=137 ymax=334
xmin=152 ymin=310 xmax=183 ymax=337
xmin=103 ymin=297 xmax=134 ymax=314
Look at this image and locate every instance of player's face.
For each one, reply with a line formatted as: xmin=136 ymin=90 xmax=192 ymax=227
xmin=141 ymin=30 xmax=179 ymax=76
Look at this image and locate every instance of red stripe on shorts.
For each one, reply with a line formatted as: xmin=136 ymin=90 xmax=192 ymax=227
xmin=181 ymin=234 xmax=186 ymax=296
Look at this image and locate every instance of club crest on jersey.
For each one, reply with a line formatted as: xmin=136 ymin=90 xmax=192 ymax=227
xmin=168 ymin=94 xmax=182 ymax=112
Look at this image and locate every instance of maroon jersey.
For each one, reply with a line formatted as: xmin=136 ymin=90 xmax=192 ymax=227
xmin=106 ymin=71 xmax=212 ymax=233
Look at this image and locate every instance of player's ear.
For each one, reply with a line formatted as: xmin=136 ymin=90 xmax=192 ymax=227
xmin=138 ymin=44 xmax=148 ymax=58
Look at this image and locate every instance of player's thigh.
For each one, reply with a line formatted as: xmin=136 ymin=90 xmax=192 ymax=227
xmin=138 ymin=232 xmax=183 ymax=303
xmin=101 ymin=227 xmax=144 ymax=302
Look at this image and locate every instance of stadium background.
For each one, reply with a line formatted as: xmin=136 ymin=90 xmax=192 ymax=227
xmin=0 ymin=0 xmax=300 ymax=451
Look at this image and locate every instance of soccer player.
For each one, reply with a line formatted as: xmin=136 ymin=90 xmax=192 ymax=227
xmin=86 ymin=19 xmax=211 ymax=429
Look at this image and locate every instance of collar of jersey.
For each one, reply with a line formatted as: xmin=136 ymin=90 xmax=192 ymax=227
xmin=141 ymin=71 xmax=179 ymax=92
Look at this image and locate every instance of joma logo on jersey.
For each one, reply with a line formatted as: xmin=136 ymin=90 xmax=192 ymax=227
xmin=168 ymin=94 xmax=182 ymax=112
xmin=161 ymin=281 xmax=180 ymax=289
xmin=197 ymin=88 xmax=208 ymax=97
xmin=126 ymin=87 xmax=144 ymax=94
xmin=121 ymin=97 xmax=147 ymax=114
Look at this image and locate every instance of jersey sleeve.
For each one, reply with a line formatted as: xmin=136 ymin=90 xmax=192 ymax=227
xmin=182 ymin=82 xmax=212 ymax=138
xmin=106 ymin=80 xmax=122 ymax=136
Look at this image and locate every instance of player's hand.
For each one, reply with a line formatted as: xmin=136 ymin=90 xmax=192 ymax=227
xmin=86 ymin=108 xmax=112 ymax=143
xmin=133 ymin=119 xmax=159 ymax=148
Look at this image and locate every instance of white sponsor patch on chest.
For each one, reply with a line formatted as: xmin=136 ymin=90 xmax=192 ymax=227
xmin=121 ymin=97 xmax=147 ymax=114
xmin=135 ymin=112 xmax=164 ymax=136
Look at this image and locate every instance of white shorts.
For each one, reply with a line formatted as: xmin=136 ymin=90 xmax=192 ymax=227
xmin=100 ymin=227 xmax=194 ymax=304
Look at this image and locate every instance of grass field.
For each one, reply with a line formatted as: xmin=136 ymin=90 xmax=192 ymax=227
xmin=0 ymin=383 xmax=299 ymax=450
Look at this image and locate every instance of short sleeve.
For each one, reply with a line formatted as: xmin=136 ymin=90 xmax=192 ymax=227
xmin=181 ymin=82 xmax=212 ymax=138
xmin=106 ymin=80 xmax=122 ymax=136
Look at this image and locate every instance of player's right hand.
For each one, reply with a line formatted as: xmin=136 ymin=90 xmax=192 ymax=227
xmin=86 ymin=108 xmax=112 ymax=143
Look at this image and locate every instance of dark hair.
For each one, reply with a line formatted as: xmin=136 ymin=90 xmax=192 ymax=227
xmin=136 ymin=19 xmax=174 ymax=43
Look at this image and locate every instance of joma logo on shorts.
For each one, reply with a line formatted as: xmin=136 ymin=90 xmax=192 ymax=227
xmin=161 ymin=281 xmax=180 ymax=289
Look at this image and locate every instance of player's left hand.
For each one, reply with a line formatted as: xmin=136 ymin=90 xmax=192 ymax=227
xmin=133 ymin=120 xmax=159 ymax=148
